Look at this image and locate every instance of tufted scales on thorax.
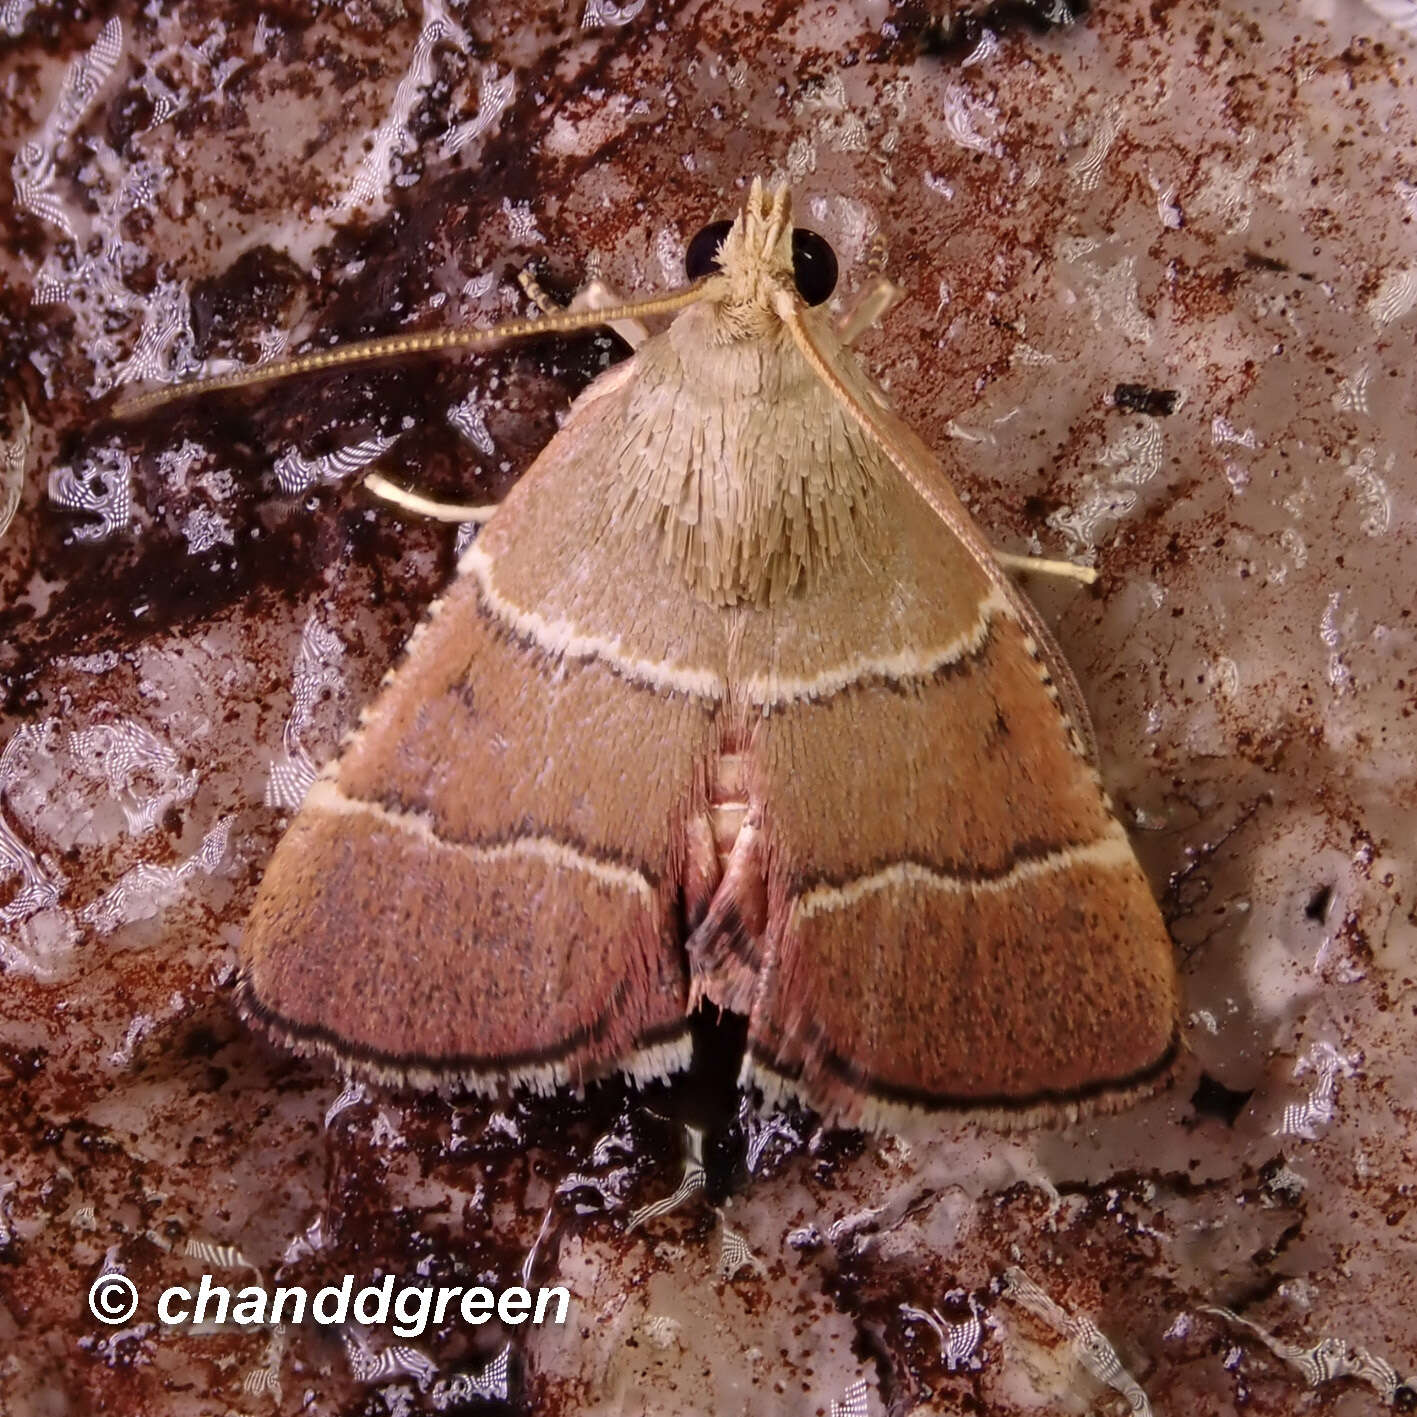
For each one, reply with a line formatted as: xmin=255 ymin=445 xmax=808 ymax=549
xmin=609 ymin=301 xmax=888 ymax=608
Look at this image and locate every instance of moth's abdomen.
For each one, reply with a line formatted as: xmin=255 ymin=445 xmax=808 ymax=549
xmin=683 ymin=739 xmax=769 ymax=1022
xmin=708 ymin=748 xmax=750 ymax=870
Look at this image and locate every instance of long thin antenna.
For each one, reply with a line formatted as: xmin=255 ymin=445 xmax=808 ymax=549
xmin=113 ymin=282 xmax=712 ymax=418
xmin=777 ymin=288 xmax=1099 ymax=763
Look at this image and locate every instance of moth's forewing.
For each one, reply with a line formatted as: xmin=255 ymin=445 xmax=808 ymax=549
xmin=737 ymin=474 xmax=1179 ymax=1128
xmin=239 ymin=367 xmax=722 ymax=1093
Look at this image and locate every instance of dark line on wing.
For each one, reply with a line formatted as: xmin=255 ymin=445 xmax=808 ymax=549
xmin=339 ymin=787 xmax=665 ymax=892
xmin=749 ymin=1027 xmax=1181 ymax=1115
xmin=786 ymin=827 xmax=1128 ymax=899
xmin=473 ymin=570 xmax=1003 ymax=706
xmin=236 ymin=971 xmax=689 ymax=1078
xmin=836 ymin=614 xmax=999 ymax=701
xmin=472 ymin=578 xmax=725 ymax=704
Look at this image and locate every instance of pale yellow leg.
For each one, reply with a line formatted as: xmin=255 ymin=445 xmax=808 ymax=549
xmin=364 ymin=272 xmax=652 ymax=526
xmin=829 ymin=276 xmax=1096 ymax=587
xmin=994 ymin=550 xmax=1098 ymax=586
xmin=571 ymin=278 xmax=651 ymax=349
xmin=363 ymin=471 xmax=498 ymax=524
xmin=518 ymin=270 xmax=650 ymax=349
xmin=837 ymin=277 xmax=904 ymax=346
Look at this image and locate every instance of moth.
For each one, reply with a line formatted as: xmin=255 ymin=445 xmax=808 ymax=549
xmin=127 ymin=181 xmax=1179 ymax=1131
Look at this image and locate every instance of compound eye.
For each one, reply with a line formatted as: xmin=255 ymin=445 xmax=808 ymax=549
xmin=685 ymin=220 xmax=734 ymax=280
xmin=791 ymin=228 xmax=838 ymax=306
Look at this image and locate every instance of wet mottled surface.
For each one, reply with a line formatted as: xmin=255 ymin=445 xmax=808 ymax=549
xmin=2 ymin=1 xmax=1416 ymax=1413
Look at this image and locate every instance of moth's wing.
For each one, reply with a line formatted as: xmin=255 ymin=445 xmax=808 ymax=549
xmin=239 ymin=362 xmax=726 ymax=1092
xmin=848 ymin=381 xmax=1103 ymax=763
xmin=733 ymin=469 xmax=1180 ymax=1131
xmin=785 ymin=296 xmax=1102 ymax=763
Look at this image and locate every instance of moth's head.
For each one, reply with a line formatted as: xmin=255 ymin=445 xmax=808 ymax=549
xmin=686 ymin=178 xmax=838 ymax=340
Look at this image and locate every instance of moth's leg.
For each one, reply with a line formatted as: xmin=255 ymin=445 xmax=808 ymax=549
xmin=994 ymin=550 xmax=1098 ymax=586
xmin=519 ymin=270 xmax=650 ymax=350
xmin=826 ymin=282 xmax=1097 ymax=588
xmin=364 ymin=270 xmax=651 ymax=525
xmin=363 ymin=472 xmax=498 ymax=524
xmin=517 ymin=268 xmax=567 ymax=317
xmin=836 ymin=277 xmax=904 ymax=346
xmin=573 ymin=279 xmax=653 ymax=350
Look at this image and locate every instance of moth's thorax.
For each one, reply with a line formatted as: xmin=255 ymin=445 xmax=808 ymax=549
xmin=610 ymin=301 xmax=885 ymax=607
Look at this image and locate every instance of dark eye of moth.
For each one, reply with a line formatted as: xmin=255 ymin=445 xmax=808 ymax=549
xmin=683 ymin=220 xmax=839 ymax=306
xmin=790 ymin=228 xmax=837 ymax=306
xmin=684 ymin=219 xmax=735 ymax=281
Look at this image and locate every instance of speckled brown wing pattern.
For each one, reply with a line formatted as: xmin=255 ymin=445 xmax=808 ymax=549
xmin=732 ymin=494 xmax=1180 ymax=1130
xmin=238 ymin=366 xmax=728 ymax=1094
